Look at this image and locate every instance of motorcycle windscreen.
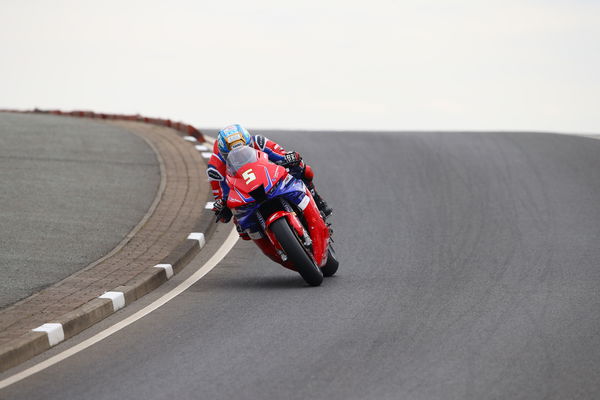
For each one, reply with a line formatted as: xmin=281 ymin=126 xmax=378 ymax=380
xmin=226 ymin=146 xmax=258 ymax=176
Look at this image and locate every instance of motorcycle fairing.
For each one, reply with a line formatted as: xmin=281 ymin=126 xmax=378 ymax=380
xmin=226 ymin=149 xmax=307 ymax=231
xmin=302 ymin=191 xmax=330 ymax=266
xmin=261 ymin=190 xmax=330 ymax=268
xmin=225 ymin=146 xmax=330 ymax=268
xmin=229 ymin=174 xmax=309 ymax=232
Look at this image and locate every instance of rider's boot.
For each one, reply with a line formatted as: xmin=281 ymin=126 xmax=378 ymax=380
xmin=313 ymin=190 xmax=332 ymax=218
xmin=298 ymin=164 xmax=332 ymax=218
xmin=305 ymin=181 xmax=332 ymax=218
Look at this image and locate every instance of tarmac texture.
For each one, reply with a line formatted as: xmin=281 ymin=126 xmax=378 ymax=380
xmin=0 ymin=113 xmax=159 ymax=308
xmin=2 ymin=130 xmax=600 ymax=400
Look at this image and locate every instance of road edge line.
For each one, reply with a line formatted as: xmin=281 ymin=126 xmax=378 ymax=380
xmin=0 ymin=227 xmax=238 ymax=390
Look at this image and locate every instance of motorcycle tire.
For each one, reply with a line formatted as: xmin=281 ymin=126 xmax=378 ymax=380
xmin=321 ymin=246 xmax=339 ymax=277
xmin=270 ymin=218 xmax=323 ymax=287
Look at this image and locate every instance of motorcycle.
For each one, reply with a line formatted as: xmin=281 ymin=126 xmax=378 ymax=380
xmin=224 ymin=146 xmax=338 ymax=286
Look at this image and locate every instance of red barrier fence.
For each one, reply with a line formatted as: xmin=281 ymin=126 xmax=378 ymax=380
xmin=0 ymin=108 xmax=206 ymax=142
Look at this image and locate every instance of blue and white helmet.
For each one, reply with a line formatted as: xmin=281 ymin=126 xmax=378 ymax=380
xmin=217 ymin=124 xmax=251 ymax=156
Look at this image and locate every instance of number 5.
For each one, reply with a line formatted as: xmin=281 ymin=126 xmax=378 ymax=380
xmin=242 ymin=169 xmax=256 ymax=185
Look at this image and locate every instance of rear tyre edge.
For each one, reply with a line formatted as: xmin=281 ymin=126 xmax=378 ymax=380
xmin=321 ymin=246 xmax=339 ymax=277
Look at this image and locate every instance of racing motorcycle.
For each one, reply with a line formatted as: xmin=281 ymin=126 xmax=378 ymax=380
xmin=224 ymin=146 xmax=338 ymax=286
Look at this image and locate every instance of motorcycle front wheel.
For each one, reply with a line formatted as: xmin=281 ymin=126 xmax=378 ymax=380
xmin=270 ymin=218 xmax=323 ymax=286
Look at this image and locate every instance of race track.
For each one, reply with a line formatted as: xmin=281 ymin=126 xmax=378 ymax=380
xmin=2 ymin=130 xmax=600 ymax=400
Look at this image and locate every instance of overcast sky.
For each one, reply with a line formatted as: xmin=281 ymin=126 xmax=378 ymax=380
xmin=1 ymin=0 xmax=599 ymax=133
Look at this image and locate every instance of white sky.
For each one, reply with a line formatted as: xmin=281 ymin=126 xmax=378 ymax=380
xmin=1 ymin=0 xmax=599 ymax=132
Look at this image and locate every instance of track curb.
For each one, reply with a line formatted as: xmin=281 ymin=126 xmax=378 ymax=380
xmin=0 ymin=109 xmax=216 ymax=373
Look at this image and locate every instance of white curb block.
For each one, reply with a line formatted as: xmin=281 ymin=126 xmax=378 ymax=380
xmin=187 ymin=232 xmax=206 ymax=248
xmin=195 ymin=144 xmax=209 ymax=151
xmin=183 ymin=136 xmax=198 ymax=142
xmin=32 ymin=323 xmax=64 ymax=347
xmin=201 ymin=152 xmax=212 ymax=159
xmin=99 ymin=292 xmax=126 ymax=312
xmin=205 ymin=201 xmax=214 ymax=210
xmin=154 ymin=264 xmax=174 ymax=279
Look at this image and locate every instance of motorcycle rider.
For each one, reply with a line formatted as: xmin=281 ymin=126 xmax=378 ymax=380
xmin=206 ymin=124 xmax=331 ymax=254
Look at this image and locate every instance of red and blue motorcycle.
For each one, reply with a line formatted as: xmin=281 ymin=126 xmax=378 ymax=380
xmin=224 ymin=146 xmax=338 ymax=286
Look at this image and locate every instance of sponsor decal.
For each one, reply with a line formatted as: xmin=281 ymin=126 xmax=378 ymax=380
xmin=255 ymin=135 xmax=266 ymax=150
xmin=226 ymin=133 xmax=242 ymax=143
xmin=207 ymin=167 xmax=224 ymax=181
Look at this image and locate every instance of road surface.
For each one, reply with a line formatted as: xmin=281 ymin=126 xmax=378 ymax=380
xmin=2 ymin=130 xmax=600 ymax=400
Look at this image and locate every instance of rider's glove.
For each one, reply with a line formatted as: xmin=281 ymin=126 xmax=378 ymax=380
xmin=281 ymin=151 xmax=302 ymax=167
xmin=213 ymin=198 xmax=233 ymax=223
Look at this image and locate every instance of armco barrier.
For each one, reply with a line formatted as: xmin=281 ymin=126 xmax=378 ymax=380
xmin=0 ymin=109 xmax=216 ymax=374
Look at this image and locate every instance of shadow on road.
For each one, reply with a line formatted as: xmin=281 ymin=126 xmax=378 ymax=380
xmin=205 ymin=275 xmax=337 ymax=290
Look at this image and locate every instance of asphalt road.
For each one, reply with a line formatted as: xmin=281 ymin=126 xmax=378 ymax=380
xmin=0 ymin=113 xmax=159 ymax=308
xmin=2 ymin=130 xmax=600 ymax=399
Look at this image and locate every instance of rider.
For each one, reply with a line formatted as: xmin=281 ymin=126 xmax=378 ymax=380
xmin=206 ymin=124 xmax=332 ymax=244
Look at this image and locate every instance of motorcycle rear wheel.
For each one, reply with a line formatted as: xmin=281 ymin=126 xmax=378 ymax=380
xmin=270 ymin=218 xmax=323 ymax=286
xmin=321 ymin=246 xmax=339 ymax=277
